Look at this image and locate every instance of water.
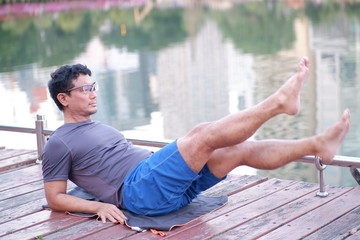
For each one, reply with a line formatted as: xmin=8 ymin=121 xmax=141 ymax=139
xmin=0 ymin=0 xmax=359 ymax=186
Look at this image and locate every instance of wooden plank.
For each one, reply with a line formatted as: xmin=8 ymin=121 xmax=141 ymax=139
xmin=0 ymin=151 xmax=37 ymax=172
xmin=3 ymin=211 xmax=89 ymax=240
xmin=346 ymin=228 xmax=360 ymax=240
xmin=162 ymin=181 xmax=319 ymax=239
xmin=0 ymin=182 xmax=76 ymax=224
xmin=124 ymin=178 xmax=298 ymax=240
xmin=0 ymin=210 xmax=67 ymax=237
xmin=0 ymin=149 xmax=35 ymax=161
xmin=78 ymin=224 xmax=139 ymax=240
xmin=0 ymin=180 xmax=43 ymax=201
xmin=258 ymin=187 xmax=360 ymax=240
xmin=199 ymin=178 xmax=297 ymax=221
xmin=0 ymin=198 xmax=45 ymax=224
xmin=0 ymin=189 xmax=45 ymax=211
xmin=0 ymin=164 xmax=43 ymax=190
xmin=303 ymin=205 xmax=360 ymax=240
xmin=212 ymin=185 xmax=353 ymax=239
xmin=202 ymin=174 xmax=268 ymax=197
xmin=0 ymin=179 xmax=75 ymax=201
xmin=44 ymin=218 xmax=130 ymax=240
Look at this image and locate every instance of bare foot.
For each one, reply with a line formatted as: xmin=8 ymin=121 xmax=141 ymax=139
xmin=275 ymin=56 xmax=309 ymax=115
xmin=316 ymin=109 xmax=351 ymax=164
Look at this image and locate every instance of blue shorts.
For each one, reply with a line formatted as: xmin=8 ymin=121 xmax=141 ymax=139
xmin=122 ymin=141 xmax=225 ymax=216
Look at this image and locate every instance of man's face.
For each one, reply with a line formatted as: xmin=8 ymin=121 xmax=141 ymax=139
xmin=59 ymin=74 xmax=97 ymax=121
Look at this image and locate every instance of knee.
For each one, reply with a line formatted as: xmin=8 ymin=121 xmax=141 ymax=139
xmin=186 ymin=122 xmax=213 ymax=142
xmin=181 ymin=122 xmax=216 ymax=150
xmin=191 ymin=122 xmax=212 ymax=136
xmin=177 ymin=122 xmax=215 ymax=172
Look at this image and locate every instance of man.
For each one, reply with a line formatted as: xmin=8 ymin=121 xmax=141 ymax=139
xmin=42 ymin=57 xmax=350 ymax=225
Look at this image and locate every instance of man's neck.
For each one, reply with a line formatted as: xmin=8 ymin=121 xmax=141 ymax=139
xmin=64 ymin=115 xmax=91 ymax=123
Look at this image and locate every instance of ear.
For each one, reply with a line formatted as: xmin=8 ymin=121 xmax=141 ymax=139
xmin=57 ymin=93 xmax=69 ymax=108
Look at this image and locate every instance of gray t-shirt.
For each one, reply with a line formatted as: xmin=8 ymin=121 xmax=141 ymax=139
xmin=42 ymin=120 xmax=152 ymax=207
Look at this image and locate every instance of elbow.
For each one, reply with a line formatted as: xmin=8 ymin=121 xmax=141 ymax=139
xmin=45 ymin=192 xmax=66 ymax=212
xmin=46 ymin=197 xmax=61 ymax=211
xmin=44 ymin=180 xmax=68 ymax=211
xmin=47 ymin=200 xmax=62 ymax=211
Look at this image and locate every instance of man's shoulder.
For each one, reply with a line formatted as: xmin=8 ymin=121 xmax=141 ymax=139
xmin=46 ymin=121 xmax=94 ymax=146
xmin=44 ymin=133 xmax=66 ymax=151
xmin=52 ymin=120 xmax=96 ymax=135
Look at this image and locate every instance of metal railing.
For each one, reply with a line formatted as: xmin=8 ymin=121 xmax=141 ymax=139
xmin=0 ymin=115 xmax=168 ymax=159
xmin=0 ymin=114 xmax=359 ymax=194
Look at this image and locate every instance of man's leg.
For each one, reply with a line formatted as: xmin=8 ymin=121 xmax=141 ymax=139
xmin=206 ymin=109 xmax=350 ymax=178
xmin=177 ymin=57 xmax=350 ymax=176
xmin=177 ymin=56 xmax=310 ymax=173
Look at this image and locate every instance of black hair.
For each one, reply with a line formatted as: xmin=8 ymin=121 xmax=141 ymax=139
xmin=48 ymin=64 xmax=92 ymax=111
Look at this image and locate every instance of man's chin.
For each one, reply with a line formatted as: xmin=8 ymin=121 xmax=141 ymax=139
xmin=89 ymin=109 xmax=98 ymax=115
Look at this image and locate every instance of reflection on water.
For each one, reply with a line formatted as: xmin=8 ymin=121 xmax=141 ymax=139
xmin=0 ymin=0 xmax=359 ymax=186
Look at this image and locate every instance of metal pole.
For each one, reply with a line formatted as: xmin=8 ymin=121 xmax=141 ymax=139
xmin=35 ymin=115 xmax=45 ymax=164
xmin=315 ymin=156 xmax=329 ymax=197
xmin=297 ymin=155 xmax=360 ymax=168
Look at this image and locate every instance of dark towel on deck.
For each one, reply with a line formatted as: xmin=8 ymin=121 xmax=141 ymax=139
xmin=43 ymin=186 xmax=228 ymax=232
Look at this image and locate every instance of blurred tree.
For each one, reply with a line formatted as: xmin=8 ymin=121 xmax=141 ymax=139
xmin=0 ymin=11 xmax=99 ymax=71
xmin=0 ymin=19 xmax=38 ymax=71
xmin=210 ymin=2 xmax=297 ymax=55
xmin=102 ymin=8 xmax=187 ymax=51
xmin=305 ymin=1 xmax=360 ymax=25
xmin=304 ymin=1 xmax=342 ymax=26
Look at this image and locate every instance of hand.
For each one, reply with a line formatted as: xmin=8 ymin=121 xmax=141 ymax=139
xmin=96 ymin=202 xmax=128 ymax=224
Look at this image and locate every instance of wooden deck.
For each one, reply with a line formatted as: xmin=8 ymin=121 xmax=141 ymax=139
xmin=1 ymin=147 xmax=360 ymax=240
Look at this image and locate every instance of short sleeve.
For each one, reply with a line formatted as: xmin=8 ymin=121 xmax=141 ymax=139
xmin=42 ymin=135 xmax=72 ymax=182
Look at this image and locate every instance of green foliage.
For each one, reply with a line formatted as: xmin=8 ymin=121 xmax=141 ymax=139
xmin=1 ymin=1 xmax=360 ymax=72
xmin=0 ymin=6 xmax=188 ymax=72
xmin=305 ymin=1 xmax=360 ymax=26
xmin=0 ymin=11 xmax=97 ymax=71
xmin=209 ymin=2 xmax=297 ymax=55
xmin=345 ymin=2 xmax=360 ymax=21
xmin=101 ymin=8 xmax=187 ymax=51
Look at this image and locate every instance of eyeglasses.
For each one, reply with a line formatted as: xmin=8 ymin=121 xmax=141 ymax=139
xmin=65 ymin=82 xmax=98 ymax=94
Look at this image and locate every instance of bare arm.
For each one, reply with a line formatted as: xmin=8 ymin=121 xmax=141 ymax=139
xmin=44 ymin=180 xmax=127 ymax=224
